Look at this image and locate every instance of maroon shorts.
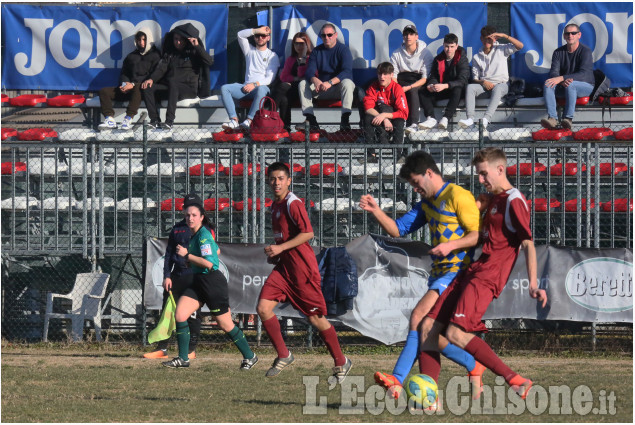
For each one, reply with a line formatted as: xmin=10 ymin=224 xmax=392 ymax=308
xmin=427 ymin=264 xmax=495 ymax=333
xmin=259 ymin=269 xmax=327 ymax=317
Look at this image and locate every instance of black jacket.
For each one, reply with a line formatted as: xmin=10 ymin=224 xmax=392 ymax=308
xmin=163 ymin=219 xmax=193 ymax=279
xmin=119 ymin=46 xmax=161 ymax=85
xmin=426 ymin=46 xmax=470 ymax=90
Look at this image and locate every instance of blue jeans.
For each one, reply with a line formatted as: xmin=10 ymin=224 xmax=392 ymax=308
xmin=544 ymin=80 xmax=594 ymax=120
xmin=220 ymin=83 xmax=270 ymax=120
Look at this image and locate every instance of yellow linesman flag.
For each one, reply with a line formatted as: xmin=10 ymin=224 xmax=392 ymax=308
xmin=148 ymin=291 xmax=176 ymax=344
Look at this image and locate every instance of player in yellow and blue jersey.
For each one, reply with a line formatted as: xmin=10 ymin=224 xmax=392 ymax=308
xmin=359 ymin=151 xmax=485 ymax=403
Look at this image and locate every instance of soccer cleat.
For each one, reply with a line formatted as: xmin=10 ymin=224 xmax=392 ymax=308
xmin=240 ymin=355 xmax=259 ymax=371
xmin=540 ymin=117 xmax=557 ymax=129
xmin=468 ymin=361 xmax=486 ymax=400
xmin=418 ymin=117 xmax=437 ymax=130
xmin=162 ymin=357 xmax=190 ymax=368
xmin=458 ymin=118 xmax=474 ymax=129
xmin=222 ymin=119 xmax=240 ymax=130
xmin=188 ymin=351 xmax=196 ymax=360
xmin=437 ymin=117 xmax=449 ymax=129
xmin=120 ymin=116 xmax=133 ymax=130
xmin=511 ymin=378 xmax=533 ymax=400
xmin=374 ymin=371 xmax=403 ymax=399
xmin=265 ymin=352 xmax=295 ymax=377
xmin=99 ymin=116 xmax=117 ymax=129
xmin=332 ymin=357 xmax=353 ymax=384
xmin=143 ymin=349 xmax=168 ymax=359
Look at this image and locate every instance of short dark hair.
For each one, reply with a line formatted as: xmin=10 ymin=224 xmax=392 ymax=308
xmin=267 ymin=162 xmax=290 ymax=177
xmin=321 ymin=23 xmax=337 ymax=34
xmin=564 ymin=23 xmax=580 ymax=32
xmin=472 ymin=147 xmax=507 ymax=166
xmin=398 ymin=151 xmax=441 ymax=180
xmin=377 ymin=62 xmax=394 ymax=75
xmin=443 ymin=33 xmax=459 ymax=45
xmin=480 ymin=25 xmax=496 ymax=38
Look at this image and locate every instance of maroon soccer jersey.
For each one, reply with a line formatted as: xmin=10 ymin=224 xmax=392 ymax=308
xmin=270 ymin=191 xmax=322 ymax=285
xmin=478 ymin=187 xmax=532 ymax=295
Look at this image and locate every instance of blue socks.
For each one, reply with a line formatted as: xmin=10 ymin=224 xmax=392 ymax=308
xmin=392 ymin=330 xmax=419 ymax=384
xmin=441 ymin=342 xmax=476 ymax=372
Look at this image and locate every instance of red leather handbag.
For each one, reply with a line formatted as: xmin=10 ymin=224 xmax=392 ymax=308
xmin=250 ymin=96 xmax=284 ymax=134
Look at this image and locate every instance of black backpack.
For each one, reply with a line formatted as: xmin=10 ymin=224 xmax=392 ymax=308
xmin=590 ymin=69 xmax=611 ymax=103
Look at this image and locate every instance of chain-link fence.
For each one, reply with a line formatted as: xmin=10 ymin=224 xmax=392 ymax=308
xmin=2 ymin=119 xmax=633 ymax=350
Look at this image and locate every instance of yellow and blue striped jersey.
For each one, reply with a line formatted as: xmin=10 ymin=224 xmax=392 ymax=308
xmin=396 ymin=182 xmax=480 ymax=277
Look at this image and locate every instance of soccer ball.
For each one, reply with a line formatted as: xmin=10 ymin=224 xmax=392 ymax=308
xmin=405 ymin=374 xmax=438 ymax=408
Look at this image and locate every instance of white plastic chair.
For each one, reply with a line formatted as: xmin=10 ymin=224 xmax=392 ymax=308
xmin=42 ymin=273 xmax=110 ymax=342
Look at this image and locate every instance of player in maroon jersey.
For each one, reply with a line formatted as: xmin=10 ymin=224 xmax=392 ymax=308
xmin=417 ymin=147 xmax=548 ymax=400
xmin=256 ymin=162 xmax=352 ymax=383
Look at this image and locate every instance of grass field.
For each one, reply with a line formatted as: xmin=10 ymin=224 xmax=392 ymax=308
xmin=1 ymin=343 xmax=632 ymax=422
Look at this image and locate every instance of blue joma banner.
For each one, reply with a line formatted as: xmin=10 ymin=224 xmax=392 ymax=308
xmin=1 ymin=4 xmax=228 ymax=91
xmin=257 ymin=3 xmax=487 ymax=86
xmin=511 ymin=2 xmax=633 ymax=87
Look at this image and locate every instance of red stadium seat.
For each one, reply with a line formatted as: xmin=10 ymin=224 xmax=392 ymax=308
xmin=527 ymin=198 xmax=561 ymax=212
xmin=550 ymin=162 xmax=586 ymax=176
xmin=189 ymin=163 xmax=223 ymax=176
xmin=250 ymin=131 xmax=289 ymax=142
xmin=532 ymin=128 xmax=572 ymax=141
xmin=18 ymin=128 xmax=57 ymax=141
xmin=309 ymin=163 xmax=344 ymax=177
xmin=326 ymin=129 xmax=363 ymax=142
xmin=598 ymin=92 xmax=633 ymax=105
xmin=573 ymin=127 xmax=613 ymax=141
xmin=285 ymin=163 xmax=305 ymax=175
xmin=556 ymin=96 xmax=589 ymax=106
xmin=506 ymin=163 xmax=547 ymax=176
xmin=590 ymin=162 xmax=628 ymax=176
xmin=1 ymin=162 xmax=27 ymax=175
xmin=614 ymin=127 xmax=633 ymax=141
xmin=204 ymin=197 xmax=231 ymax=212
xmin=225 ymin=163 xmax=262 ymax=176
xmin=10 ymin=94 xmax=47 ymax=107
xmin=161 ymin=198 xmax=185 ymax=211
xmin=233 ymin=198 xmax=272 ymax=211
xmin=1 ymin=128 xmax=18 ymax=141
xmin=564 ymin=198 xmax=596 ymax=212
xmin=315 ymin=99 xmax=342 ymax=108
xmin=601 ymin=198 xmax=633 ymax=212
xmin=46 ymin=94 xmax=85 ymax=107
xmin=1 ymin=94 xmax=8 ymax=103
xmin=213 ymin=130 xmax=244 ymax=142
xmin=290 ymin=131 xmax=321 ymax=142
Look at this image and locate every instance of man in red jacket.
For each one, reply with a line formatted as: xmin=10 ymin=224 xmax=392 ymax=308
xmin=362 ymin=62 xmax=409 ymax=163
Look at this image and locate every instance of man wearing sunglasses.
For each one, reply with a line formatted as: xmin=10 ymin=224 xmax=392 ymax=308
xmin=541 ymin=23 xmax=594 ymax=130
xmin=297 ymin=23 xmax=355 ymax=131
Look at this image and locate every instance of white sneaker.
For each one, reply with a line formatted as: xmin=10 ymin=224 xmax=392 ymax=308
xmin=120 ymin=116 xmax=133 ymax=130
xmin=481 ymin=118 xmax=489 ymax=129
xmin=240 ymin=119 xmax=252 ymax=130
xmin=458 ymin=118 xmax=474 ymax=129
xmin=222 ymin=119 xmax=239 ymax=130
xmin=437 ymin=117 xmax=448 ymax=129
xmin=405 ymin=123 xmax=419 ymax=134
xmin=99 ymin=116 xmax=117 ymax=129
xmin=418 ymin=117 xmax=437 ymax=130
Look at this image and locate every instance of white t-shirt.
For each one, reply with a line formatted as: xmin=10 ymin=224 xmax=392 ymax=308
xmin=390 ymin=40 xmax=434 ymax=79
xmin=237 ymin=28 xmax=280 ymax=85
xmin=471 ymin=42 xmax=518 ymax=84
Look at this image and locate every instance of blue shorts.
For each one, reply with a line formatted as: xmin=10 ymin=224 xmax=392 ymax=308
xmin=427 ymin=271 xmax=459 ymax=295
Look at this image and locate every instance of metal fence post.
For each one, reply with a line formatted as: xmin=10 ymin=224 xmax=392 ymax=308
xmin=141 ymin=120 xmax=149 ymax=346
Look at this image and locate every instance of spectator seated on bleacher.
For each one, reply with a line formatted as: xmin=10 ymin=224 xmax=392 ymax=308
xmin=220 ymin=26 xmax=280 ymax=132
xmin=297 ymin=23 xmax=355 ymax=132
xmin=418 ymin=33 xmax=470 ymax=130
xmin=98 ymin=29 xmax=160 ymax=130
xmin=458 ymin=25 xmax=524 ymax=130
xmin=541 ymin=23 xmax=594 ymax=130
xmin=141 ymin=23 xmax=214 ymax=131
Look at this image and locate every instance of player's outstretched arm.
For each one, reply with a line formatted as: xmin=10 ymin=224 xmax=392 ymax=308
xmin=359 ymin=194 xmax=400 ymax=237
xmin=522 ymin=239 xmax=547 ymax=308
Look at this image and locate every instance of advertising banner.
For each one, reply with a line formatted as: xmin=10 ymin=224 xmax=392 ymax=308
xmin=1 ymin=4 xmax=228 ymax=90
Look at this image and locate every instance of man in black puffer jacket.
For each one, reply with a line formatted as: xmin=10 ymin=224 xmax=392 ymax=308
xmin=418 ymin=33 xmax=470 ymax=130
xmin=98 ymin=28 xmax=160 ymax=130
xmin=141 ymin=23 xmax=214 ymax=130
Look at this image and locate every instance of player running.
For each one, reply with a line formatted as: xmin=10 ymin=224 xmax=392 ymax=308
xmin=359 ymin=150 xmax=485 ymax=400
xmin=418 ymin=147 xmax=548 ymax=399
xmin=257 ymin=162 xmax=352 ymax=383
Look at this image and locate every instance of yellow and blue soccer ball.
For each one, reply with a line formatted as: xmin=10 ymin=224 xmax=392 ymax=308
xmin=405 ymin=374 xmax=438 ymax=408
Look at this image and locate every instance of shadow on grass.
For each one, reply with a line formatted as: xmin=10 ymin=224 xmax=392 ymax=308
xmin=239 ymin=399 xmax=342 ymax=410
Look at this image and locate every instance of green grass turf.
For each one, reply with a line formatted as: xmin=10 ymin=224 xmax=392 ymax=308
xmin=1 ymin=343 xmax=632 ymax=422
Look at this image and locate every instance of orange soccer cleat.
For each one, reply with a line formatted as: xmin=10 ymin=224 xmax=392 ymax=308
xmin=374 ymin=371 xmax=404 ymax=399
xmin=509 ymin=375 xmax=533 ymax=400
xmin=468 ymin=361 xmax=486 ymax=400
xmin=143 ymin=349 xmax=168 ymax=359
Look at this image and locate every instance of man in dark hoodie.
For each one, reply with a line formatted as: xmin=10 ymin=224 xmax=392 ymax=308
xmin=418 ymin=33 xmax=470 ymax=130
xmin=141 ymin=23 xmax=214 ymax=130
xmin=98 ymin=29 xmax=160 ymax=130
